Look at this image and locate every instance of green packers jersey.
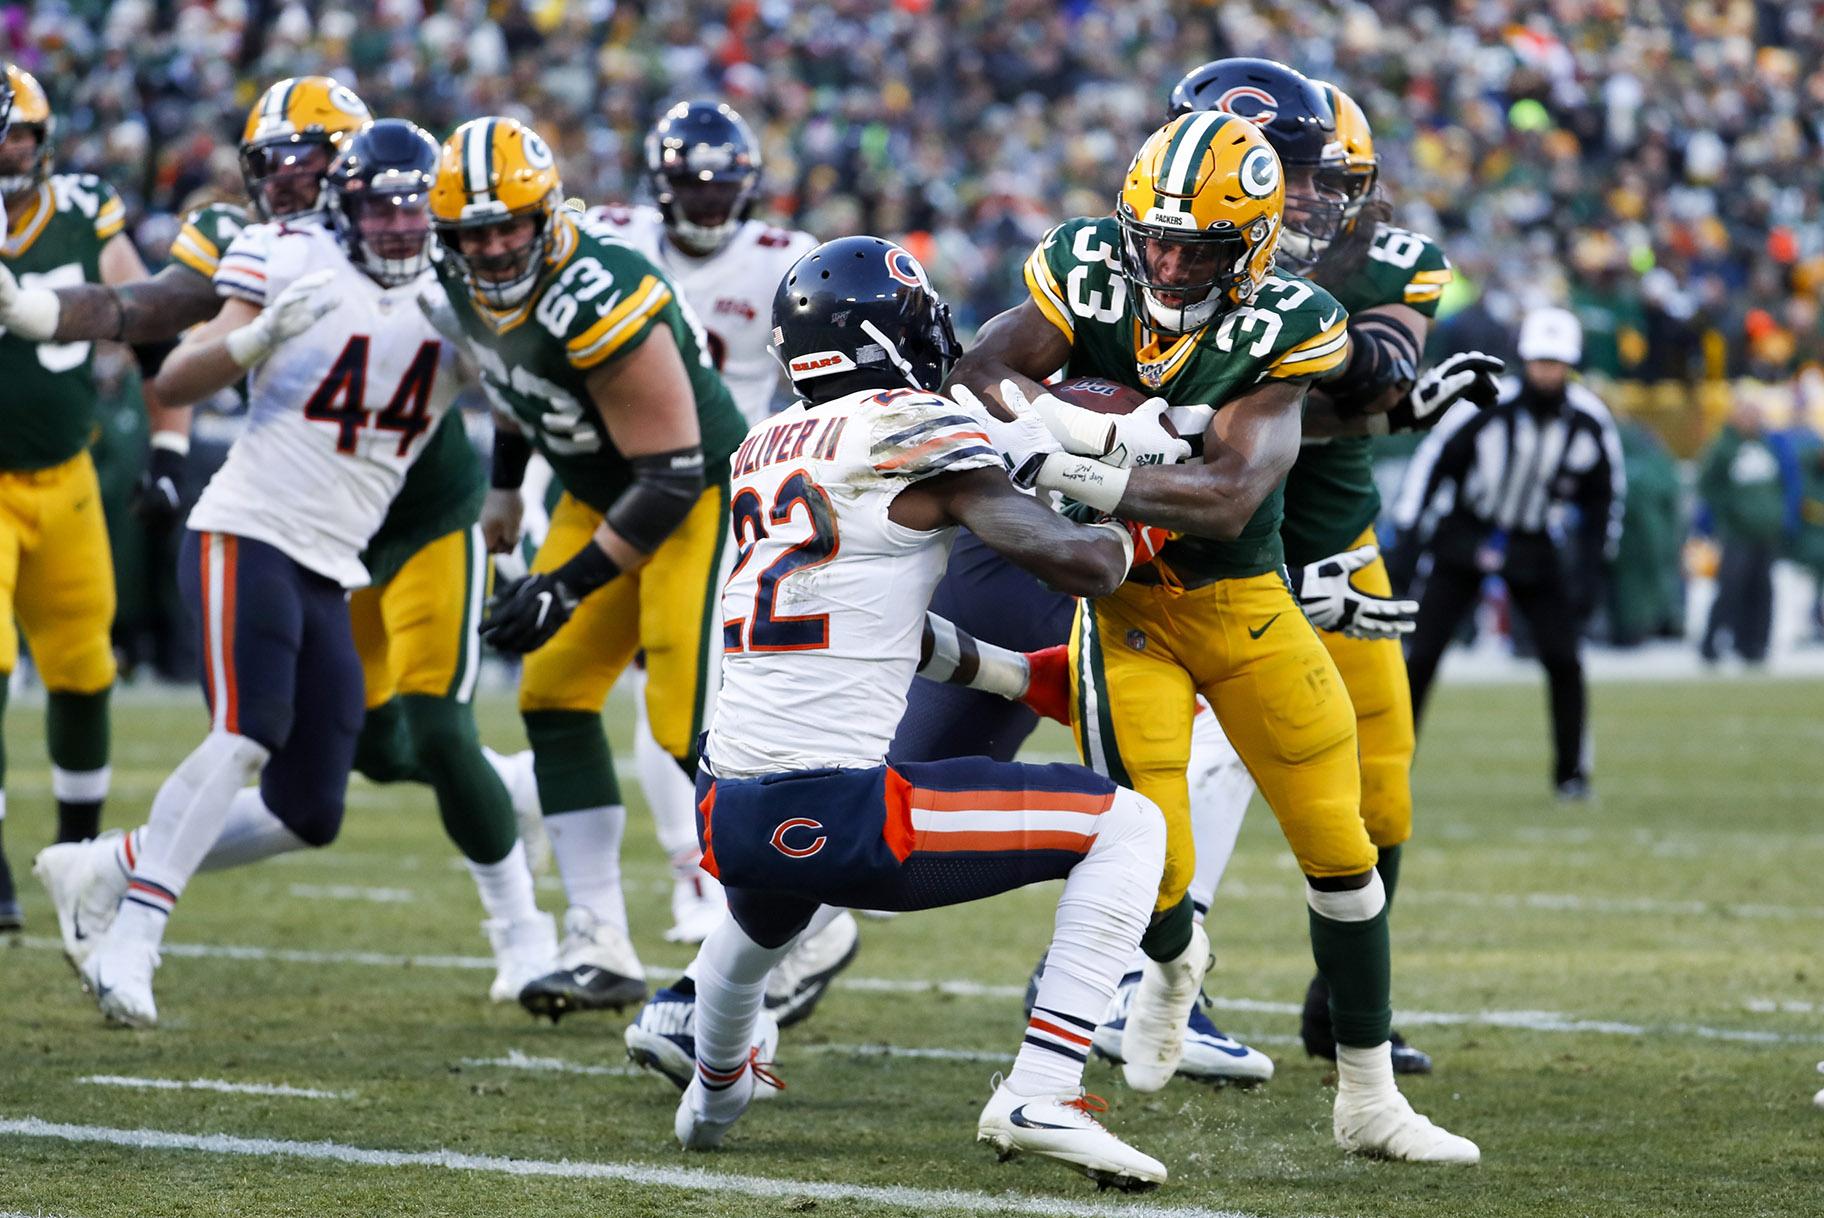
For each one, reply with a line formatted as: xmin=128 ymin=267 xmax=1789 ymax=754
xmin=360 ymin=409 xmax=486 ymax=587
xmin=436 ymin=212 xmax=745 ymax=512
xmin=167 ymin=201 xmax=251 ymax=281
xmin=1281 ymin=225 xmax=1452 ymax=565
xmin=0 ymin=174 xmax=128 ymax=470
xmin=1025 ymin=216 xmax=1350 ymax=583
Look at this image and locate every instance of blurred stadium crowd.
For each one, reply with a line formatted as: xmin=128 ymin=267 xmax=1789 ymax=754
xmin=9 ymin=0 xmax=1824 ymax=667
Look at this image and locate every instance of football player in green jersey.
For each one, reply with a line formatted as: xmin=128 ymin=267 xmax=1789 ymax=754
xmin=0 ymin=62 xmax=165 ymax=925
xmin=953 ymin=105 xmax=1479 ymax=1162
xmin=1168 ymin=60 xmax=1501 ymax=1077
xmin=430 ymin=116 xmax=747 ymax=1019
xmin=19 ymin=80 xmax=556 ymax=1001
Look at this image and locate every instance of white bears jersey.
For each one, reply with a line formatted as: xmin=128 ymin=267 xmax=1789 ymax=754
xmin=587 ymin=205 xmax=815 ymax=426
xmin=706 ymin=387 xmax=1003 ymax=777
xmin=188 ymin=222 xmax=457 ymax=588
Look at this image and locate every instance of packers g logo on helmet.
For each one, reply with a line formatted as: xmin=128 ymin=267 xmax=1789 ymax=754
xmin=1116 ymin=111 xmax=1285 ymax=337
xmin=0 ymin=64 xmax=54 ymax=199
xmin=431 ymin=116 xmax=565 ymax=311
xmin=240 ymin=76 xmax=371 ymax=222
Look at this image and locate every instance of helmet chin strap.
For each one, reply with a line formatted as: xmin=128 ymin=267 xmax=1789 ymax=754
xmin=860 ymin=319 xmax=925 ymax=389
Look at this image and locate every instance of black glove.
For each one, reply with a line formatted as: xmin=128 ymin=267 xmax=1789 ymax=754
xmin=132 ymin=444 xmax=187 ymax=530
xmin=480 ymin=542 xmax=618 ymax=654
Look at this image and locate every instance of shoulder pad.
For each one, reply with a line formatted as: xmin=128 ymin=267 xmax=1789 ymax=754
xmin=862 ymin=389 xmax=1003 ymax=481
xmin=1213 ymin=276 xmax=1351 ymax=383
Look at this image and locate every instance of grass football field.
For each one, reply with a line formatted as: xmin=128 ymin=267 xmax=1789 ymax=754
xmin=1 ymin=676 xmax=1821 ymax=1218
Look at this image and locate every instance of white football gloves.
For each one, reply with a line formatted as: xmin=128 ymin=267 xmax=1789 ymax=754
xmin=950 ymin=381 xmax=1059 ymax=485
xmin=0 ymin=259 xmax=62 ymax=341
xmin=1296 ymin=543 xmax=1419 ymax=640
xmin=225 ymin=269 xmax=340 ymax=369
xmin=1395 ymin=350 xmax=1504 ymax=432
xmin=1099 ymin=395 xmax=1192 ymax=469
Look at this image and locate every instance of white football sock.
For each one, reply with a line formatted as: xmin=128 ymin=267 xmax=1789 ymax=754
xmin=51 ymin=765 xmax=111 ymax=804
xmin=694 ymin=916 xmax=792 ymax=1080
xmin=198 ymin=787 xmax=307 ymax=870
xmin=465 ymin=840 xmax=540 ymax=923
xmin=121 ymin=731 xmax=270 ymax=941
xmin=545 ymin=803 xmax=628 ymax=934
xmin=1186 ymin=698 xmax=1256 ymax=921
xmin=1011 ymin=785 xmax=1164 ymax=1097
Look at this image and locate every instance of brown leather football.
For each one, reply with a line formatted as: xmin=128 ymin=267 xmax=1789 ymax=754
xmin=1049 ymin=377 xmax=1177 ymax=434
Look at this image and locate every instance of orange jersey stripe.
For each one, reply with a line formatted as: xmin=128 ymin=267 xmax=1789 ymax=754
xmin=910 ymin=786 xmax=1114 ymax=815
xmin=872 ymin=431 xmax=992 ymax=472
xmin=913 ymin=828 xmax=1098 ymax=855
xmin=220 ymin=536 xmax=240 ymax=734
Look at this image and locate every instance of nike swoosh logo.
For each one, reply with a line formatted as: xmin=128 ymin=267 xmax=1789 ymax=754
xmin=534 ymin=590 xmax=554 ymax=629
xmin=1248 ymin=613 xmax=1282 ymax=640
xmin=1009 ymin=1106 xmax=1078 ymax=1132
xmin=573 ymin=967 xmax=601 ymax=985
xmin=72 ymin=908 xmax=89 ymax=941
xmin=1321 ymin=309 xmax=1340 ymax=329
xmin=1190 ymin=1036 xmax=1250 ymax=1057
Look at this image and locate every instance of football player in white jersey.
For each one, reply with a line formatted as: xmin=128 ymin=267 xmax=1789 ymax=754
xmin=574 ymin=101 xmax=823 ymax=949
xmin=48 ymin=120 xmax=472 ymax=1027
xmin=662 ymin=236 xmax=1174 ymax=1193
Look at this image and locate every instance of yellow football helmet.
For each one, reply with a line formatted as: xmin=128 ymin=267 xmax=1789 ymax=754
xmin=1312 ymin=80 xmax=1378 ymax=233
xmin=240 ymin=76 xmax=371 ymax=221
xmin=1116 ymin=111 xmax=1283 ymax=337
xmin=1 ymin=64 xmax=54 ymax=199
xmin=430 ymin=116 xmax=563 ymax=309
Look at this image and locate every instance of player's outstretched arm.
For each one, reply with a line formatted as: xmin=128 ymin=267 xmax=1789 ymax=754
xmin=154 ymin=269 xmax=340 ymax=405
xmin=889 ymin=464 xmax=1132 ymax=599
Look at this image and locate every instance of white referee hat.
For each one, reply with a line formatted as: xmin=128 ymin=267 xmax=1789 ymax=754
xmin=1516 ymin=307 xmax=1582 ymax=365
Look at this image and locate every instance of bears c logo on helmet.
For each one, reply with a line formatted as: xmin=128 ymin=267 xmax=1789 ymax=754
xmin=885 ymin=247 xmax=926 ymax=289
xmin=1215 ymin=85 xmax=1278 ymax=125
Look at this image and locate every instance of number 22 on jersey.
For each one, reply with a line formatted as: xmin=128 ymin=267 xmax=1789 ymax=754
xmin=722 ymin=469 xmax=840 ymax=653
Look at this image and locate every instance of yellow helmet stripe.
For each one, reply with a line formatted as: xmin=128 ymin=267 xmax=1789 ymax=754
xmin=1161 ymin=110 xmax=1227 ymax=200
xmin=464 ymin=118 xmax=495 ymax=200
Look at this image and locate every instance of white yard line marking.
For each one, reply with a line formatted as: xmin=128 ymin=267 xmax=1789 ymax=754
xmin=805 ymin=1043 xmax=1010 ymax=1064
xmin=1213 ymin=880 xmax=1824 ymax=922
xmin=286 ymin=883 xmax=416 ymax=905
xmin=460 ymin=1050 xmax=639 ymax=1078
xmin=77 ymin=1075 xmax=351 ymax=1100
xmin=1745 ymin=998 xmax=1820 ymax=1015
xmin=18 ymin=937 xmax=1820 ymax=1045
xmin=0 ymin=1116 xmax=1284 ymax=1218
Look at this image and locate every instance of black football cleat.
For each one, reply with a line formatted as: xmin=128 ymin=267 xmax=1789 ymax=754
xmin=518 ymin=964 xmax=647 ymax=1023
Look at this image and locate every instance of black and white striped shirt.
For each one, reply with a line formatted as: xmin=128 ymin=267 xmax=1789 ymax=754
xmin=1392 ymin=377 xmax=1626 ymax=558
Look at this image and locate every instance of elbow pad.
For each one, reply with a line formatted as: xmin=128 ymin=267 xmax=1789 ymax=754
xmin=1326 ymin=314 xmax=1422 ymax=416
xmin=491 ymin=426 xmax=533 ymax=489
xmin=606 ymin=446 xmax=705 ymax=554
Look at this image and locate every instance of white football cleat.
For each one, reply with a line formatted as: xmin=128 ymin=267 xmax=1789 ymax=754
xmin=977 ymin=1078 xmax=1165 ymax=1192
xmin=33 ymin=831 xmax=128 ymax=969
xmin=674 ymin=1049 xmax=780 ymax=1150
xmin=1334 ymin=1043 xmax=1478 ymax=1164
xmin=663 ymin=858 xmax=725 ymax=944
xmin=483 ymin=911 xmax=560 ymax=1003
xmin=1120 ymin=922 xmax=1209 ymax=1092
xmin=517 ymin=906 xmax=647 ymax=1022
xmin=764 ymin=909 xmax=859 ymax=1028
xmin=81 ymin=933 xmax=160 ymax=1029
xmin=1091 ymin=973 xmax=1275 ymax=1086
xmin=626 ymin=983 xmax=781 ymax=1101
xmin=483 ymin=747 xmax=550 ymax=876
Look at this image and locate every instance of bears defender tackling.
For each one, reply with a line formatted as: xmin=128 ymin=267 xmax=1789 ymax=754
xmin=23 ymin=81 xmax=555 ymax=1004
xmin=669 ymin=235 xmax=1175 ymax=1192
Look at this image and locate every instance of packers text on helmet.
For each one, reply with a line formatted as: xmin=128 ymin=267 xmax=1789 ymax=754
xmin=1116 ymin=111 xmax=1284 ymax=337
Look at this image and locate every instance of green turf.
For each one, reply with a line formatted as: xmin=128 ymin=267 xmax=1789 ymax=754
xmin=2 ymin=678 xmax=1822 ymax=1217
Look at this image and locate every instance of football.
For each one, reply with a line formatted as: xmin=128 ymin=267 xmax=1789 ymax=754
xmin=1050 ymin=376 xmax=1169 ymax=428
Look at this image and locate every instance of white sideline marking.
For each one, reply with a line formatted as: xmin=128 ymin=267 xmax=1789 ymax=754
xmin=1745 ymin=998 xmax=1819 ymax=1015
xmin=287 ymin=883 xmax=416 ymax=905
xmin=18 ymin=937 xmax=1822 ymax=1045
xmin=0 ymin=1116 xmax=1279 ymax=1218
xmin=78 ymin=1075 xmax=351 ymax=1100
xmin=460 ymin=1050 xmax=639 ymax=1078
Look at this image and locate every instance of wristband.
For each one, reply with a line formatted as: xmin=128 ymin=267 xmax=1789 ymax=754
xmin=1086 ymin=519 xmax=1136 ymax=576
xmin=150 ymin=431 xmax=191 ymax=457
xmin=491 ymin=427 xmax=533 ymax=489
xmin=1029 ymin=393 xmax=1115 ymax=456
xmin=1033 ymin=451 xmax=1130 ymax=514
xmin=554 ymin=540 xmax=620 ymax=596
xmin=224 ymin=322 xmax=273 ymax=369
xmin=7 ymin=285 xmax=61 ymax=342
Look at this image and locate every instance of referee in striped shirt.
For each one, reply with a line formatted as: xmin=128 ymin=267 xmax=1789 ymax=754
xmin=1390 ymin=308 xmax=1626 ymax=800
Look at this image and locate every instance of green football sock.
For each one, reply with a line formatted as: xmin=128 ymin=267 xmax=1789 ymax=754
xmin=1309 ymin=901 xmax=1393 ymax=1048
xmin=47 ymin=687 xmax=110 ymax=842
xmin=522 ymin=709 xmax=621 ymax=815
xmin=1140 ymin=892 xmax=1195 ymax=962
xmin=1375 ymin=842 xmax=1403 ymax=909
